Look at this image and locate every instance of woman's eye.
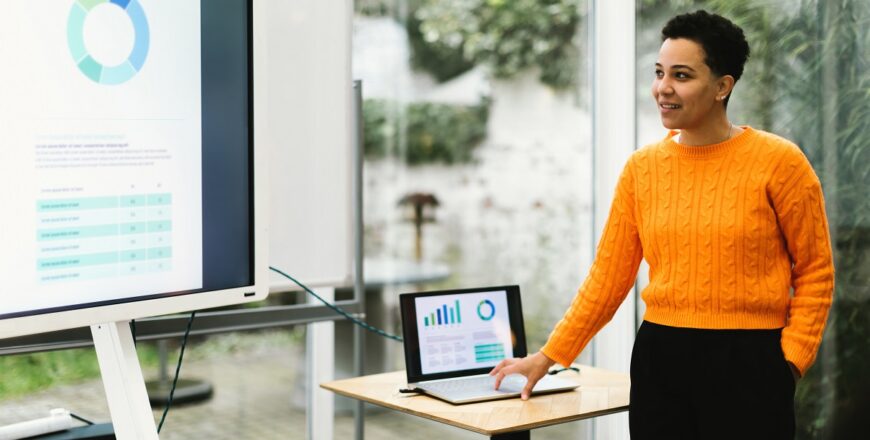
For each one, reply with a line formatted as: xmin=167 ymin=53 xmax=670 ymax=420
xmin=654 ymin=70 xmax=664 ymax=78
xmin=675 ymin=72 xmax=689 ymax=79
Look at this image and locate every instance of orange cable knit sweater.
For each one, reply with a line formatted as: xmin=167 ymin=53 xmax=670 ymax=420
xmin=541 ymin=127 xmax=834 ymax=375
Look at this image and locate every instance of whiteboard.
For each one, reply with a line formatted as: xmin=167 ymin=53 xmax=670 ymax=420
xmin=254 ymin=0 xmax=354 ymax=289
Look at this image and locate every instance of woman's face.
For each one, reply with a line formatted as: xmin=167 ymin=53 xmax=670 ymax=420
xmin=652 ymin=38 xmax=724 ymax=130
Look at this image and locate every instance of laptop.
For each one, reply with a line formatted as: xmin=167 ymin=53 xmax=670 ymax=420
xmin=399 ymin=285 xmax=579 ymax=404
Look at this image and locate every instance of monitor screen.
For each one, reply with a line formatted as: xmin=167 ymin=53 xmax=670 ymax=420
xmin=0 ymin=0 xmax=266 ymax=337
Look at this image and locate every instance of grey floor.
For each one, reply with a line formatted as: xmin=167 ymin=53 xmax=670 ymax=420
xmin=0 ymin=331 xmax=598 ymax=439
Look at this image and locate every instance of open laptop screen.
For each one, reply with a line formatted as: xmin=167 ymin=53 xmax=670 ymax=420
xmin=400 ymin=285 xmax=528 ymax=384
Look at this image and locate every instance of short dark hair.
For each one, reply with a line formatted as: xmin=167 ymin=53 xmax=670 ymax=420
xmin=662 ymin=10 xmax=750 ymax=103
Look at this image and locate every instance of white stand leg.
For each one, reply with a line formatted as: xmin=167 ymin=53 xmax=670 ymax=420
xmin=91 ymin=321 xmax=158 ymax=440
xmin=306 ymin=287 xmax=335 ymax=440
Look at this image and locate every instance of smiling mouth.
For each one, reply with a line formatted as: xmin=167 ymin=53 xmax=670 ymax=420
xmin=660 ymin=103 xmax=681 ymax=110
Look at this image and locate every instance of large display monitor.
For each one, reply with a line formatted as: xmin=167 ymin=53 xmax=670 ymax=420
xmin=0 ymin=0 xmax=267 ymax=340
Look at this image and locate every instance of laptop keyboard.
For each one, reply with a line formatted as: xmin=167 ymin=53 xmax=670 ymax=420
xmin=423 ymin=374 xmax=526 ymax=393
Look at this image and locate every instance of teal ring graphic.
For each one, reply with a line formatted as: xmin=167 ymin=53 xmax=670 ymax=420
xmin=67 ymin=0 xmax=149 ymax=85
xmin=477 ymin=299 xmax=496 ymax=321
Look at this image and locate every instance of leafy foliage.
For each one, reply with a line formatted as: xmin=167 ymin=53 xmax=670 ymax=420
xmin=0 ymin=345 xmax=159 ymax=399
xmin=409 ymin=0 xmax=583 ymax=89
xmin=0 ymin=350 xmax=101 ymax=398
xmin=355 ymin=0 xmax=393 ymax=17
xmin=363 ymin=98 xmax=490 ymax=165
xmin=406 ymin=11 xmax=477 ymax=82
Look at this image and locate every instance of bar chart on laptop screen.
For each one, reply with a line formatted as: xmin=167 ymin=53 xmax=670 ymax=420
xmin=416 ymin=291 xmax=513 ymax=375
xmin=422 ymin=299 xmax=461 ymax=327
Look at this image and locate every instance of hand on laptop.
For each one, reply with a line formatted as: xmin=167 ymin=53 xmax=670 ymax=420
xmin=489 ymin=351 xmax=556 ymax=400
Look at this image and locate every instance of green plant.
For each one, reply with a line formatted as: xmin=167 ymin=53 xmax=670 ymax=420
xmin=0 ymin=350 xmax=100 ymax=398
xmin=406 ymin=12 xmax=477 ymax=83
xmin=355 ymin=0 xmax=410 ymax=17
xmin=363 ymin=98 xmax=490 ymax=165
xmin=0 ymin=344 xmax=159 ymax=400
xmin=410 ymin=0 xmax=584 ymax=89
xmin=0 ymin=329 xmax=305 ymax=401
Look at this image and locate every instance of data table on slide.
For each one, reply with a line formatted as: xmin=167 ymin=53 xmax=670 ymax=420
xmin=36 ymin=192 xmax=174 ymax=283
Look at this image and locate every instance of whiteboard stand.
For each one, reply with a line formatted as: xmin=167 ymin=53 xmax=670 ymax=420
xmin=91 ymin=321 xmax=158 ymax=440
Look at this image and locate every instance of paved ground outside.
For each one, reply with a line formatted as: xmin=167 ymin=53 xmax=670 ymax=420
xmin=0 ymin=330 xmax=599 ymax=439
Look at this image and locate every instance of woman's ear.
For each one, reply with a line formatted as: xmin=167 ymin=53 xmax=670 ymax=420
xmin=717 ymin=75 xmax=736 ymax=101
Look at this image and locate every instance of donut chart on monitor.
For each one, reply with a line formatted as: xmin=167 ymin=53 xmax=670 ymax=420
xmin=67 ymin=0 xmax=149 ymax=85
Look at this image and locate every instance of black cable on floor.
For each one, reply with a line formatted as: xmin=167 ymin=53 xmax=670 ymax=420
xmin=157 ymin=310 xmax=197 ymax=434
xmin=69 ymin=412 xmax=95 ymax=425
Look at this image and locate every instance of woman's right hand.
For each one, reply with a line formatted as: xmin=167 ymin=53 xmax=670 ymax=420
xmin=489 ymin=351 xmax=557 ymax=400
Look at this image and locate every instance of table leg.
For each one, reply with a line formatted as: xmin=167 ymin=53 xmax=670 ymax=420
xmin=491 ymin=430 xmax=530 ymax=440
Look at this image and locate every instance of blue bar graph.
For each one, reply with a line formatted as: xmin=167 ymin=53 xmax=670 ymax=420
xmin=423 ymin=300 xmax=463 ymax=327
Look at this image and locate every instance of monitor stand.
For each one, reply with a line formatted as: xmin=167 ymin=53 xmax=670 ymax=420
xmin=91 ymin=321 xmax=158 ymax=440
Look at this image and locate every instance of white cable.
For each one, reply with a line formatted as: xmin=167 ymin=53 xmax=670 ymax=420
xmin=0 ymin=408 xmax=73 ymax=440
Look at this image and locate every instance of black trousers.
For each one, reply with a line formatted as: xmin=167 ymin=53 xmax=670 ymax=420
xmin=629 ymin=321 xmax=796 ymax=440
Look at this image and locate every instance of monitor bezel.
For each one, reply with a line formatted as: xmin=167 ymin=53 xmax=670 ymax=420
xmin=0 ymin=0 xmax=268 ymax=340
xmin=400 ymin=285 xmax=528 ymax=384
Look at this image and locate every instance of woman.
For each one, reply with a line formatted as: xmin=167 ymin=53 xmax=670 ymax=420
xmin=489 ymin=10 xmax=834 ymax=439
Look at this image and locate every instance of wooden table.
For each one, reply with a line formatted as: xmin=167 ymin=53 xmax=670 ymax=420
xmin=321 ymin=365 xmax=630 ymax=439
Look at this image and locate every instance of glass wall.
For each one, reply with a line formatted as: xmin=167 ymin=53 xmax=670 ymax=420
xmin=637 ymin=1 xmax=869 ymax=437
xmin=353 ymin=0 xmax=593 ymax=352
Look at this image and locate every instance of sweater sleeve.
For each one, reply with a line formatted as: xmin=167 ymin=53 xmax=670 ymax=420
xmin=770 ymin=146 xmax=835 ymax=376
xmin=541 ymin=158 xmax=644 ymax=367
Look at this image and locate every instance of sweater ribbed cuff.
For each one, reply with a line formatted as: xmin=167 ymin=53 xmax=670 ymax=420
xmin=541 ymin=332 xmax=592 ymax=369
xmin=782 ymin=336 xmax=816 ymax=377
xmin=540 ymin=344 xmax=574 ymax=369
